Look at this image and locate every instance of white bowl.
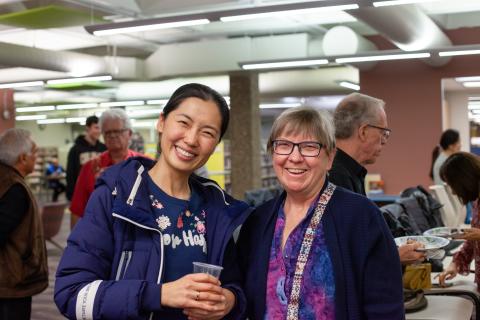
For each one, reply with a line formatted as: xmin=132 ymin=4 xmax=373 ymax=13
xmin=423 ymin=227 xmax=464 ymax=238
xmin=394 ymin=235 xmax=450 ymax=251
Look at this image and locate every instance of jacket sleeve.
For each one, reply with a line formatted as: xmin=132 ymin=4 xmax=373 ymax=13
xmin=219 ymin=237 xmax=247 ymax=320
xmin=69 ymin=162 xmax=92 ymax=217
xmin=54 ymin=185 xmax=161 ymax=320
xmin=66 ymin=146 xmax=79 ymax=201
xmin=361 ymin=206 xmax=405 ymax=320
xmin=0 ymin=184 xmax=29 ymax=247
xmin=453 ymin=240 xmax=474 ymax=275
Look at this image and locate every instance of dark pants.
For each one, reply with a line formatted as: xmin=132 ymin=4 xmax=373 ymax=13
xmin=50 ymin=182 xmax=66 ymax=202
xmin=0 ymin=296 xmax=31 ymax=320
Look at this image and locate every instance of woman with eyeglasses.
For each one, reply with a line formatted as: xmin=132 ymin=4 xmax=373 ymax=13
xmin=237 ymin=106 xmax=404 ymax=320
xmin=430 ymin=129 xmax=461 ymax=185
xmin=55 ymin=83 xmax=252 ymax=320
xmin=437 ymin=152 xmax=480 ymax=289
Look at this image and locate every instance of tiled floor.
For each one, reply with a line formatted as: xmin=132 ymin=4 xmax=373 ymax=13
xmin=31 ymin=209 xmax=70 ymax=320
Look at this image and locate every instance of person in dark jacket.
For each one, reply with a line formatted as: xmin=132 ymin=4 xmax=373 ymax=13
xmin=0 ymin=128 xmax=48 ymax=320
xmin=55 ymin=83 xmax=252 ymax=320
xmin=237 ymin=106 xmax=404 ymax=320
xmin=66 ymin=115 xmax=106 ymax=201
xmin=330 ymin=92 xmax=424 ymax=265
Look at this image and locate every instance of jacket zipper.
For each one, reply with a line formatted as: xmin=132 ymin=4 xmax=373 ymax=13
xmin=112 ymin=213 xmax=164 ymax=320
xmin=115 ymin=250 xmax=133 ymax=280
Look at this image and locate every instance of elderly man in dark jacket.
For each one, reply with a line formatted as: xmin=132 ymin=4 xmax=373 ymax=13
xmin=0 ymin=128 xmax=48 ymax=320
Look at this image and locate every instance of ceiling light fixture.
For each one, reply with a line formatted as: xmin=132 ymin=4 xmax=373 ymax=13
xmin=439 ymin=49 xmax=480 ymax=57
xmin=146 ymin=99 xmax=169 ymax=105
xmin=66 ymin=117 xmax=87 ymax=124
xmin=131 ymin=120 xmax=158 ymax=128
xmin=16 ymin=105 xmax=55 ymax=113
xmin=46 ymin=75 xmax=113 ymax=85
xmin=86 ymin=17 xmax=210 ymax=36
xmin=0 ymin=81 xmax=44 ymax=89
xmin=372 ymin=0 xmax=441 ymax=7
xmin=99 ymin=101 xmax=145 ymax=107
xmin=456 ymin=76 xmax=480 ymax=82
xmin=260 ymin=103 xmax=302 ymax=109
xmin=338 ymin=81 xmax=360 ymax=91
xmin=16 ymin=115 xmax=47 ymax=121
xmin=463 ymin=82 xmax=480 ymax=88
xmin=56 ymin=103 xmax=99 ymax=110
xmin=127 ymin=108 xmax=163 ymax=117
xmin=242 ymin=59 xmax=329 ymax=70
xmin=220 ymin=4 xmax=359 ymax=22
xmin=335 ymin=52 xmax=430 ymax=63
xmin=37 ymin=118 xmax=66 ymax=124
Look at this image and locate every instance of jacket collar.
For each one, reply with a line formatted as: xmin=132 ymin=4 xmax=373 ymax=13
xmin=108 ymin=157 xmax=248 ymax=232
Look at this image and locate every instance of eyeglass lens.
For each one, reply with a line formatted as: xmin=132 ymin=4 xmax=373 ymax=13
xmin=273 ymin=140 xmax=322 ymax=157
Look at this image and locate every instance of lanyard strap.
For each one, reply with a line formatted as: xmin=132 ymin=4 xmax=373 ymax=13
xmin=286 ymin=182 xmax=336 ymax=320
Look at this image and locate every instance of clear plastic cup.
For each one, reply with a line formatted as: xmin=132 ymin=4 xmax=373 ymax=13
xmin=193 ymin=262 xmax=223 ymax=279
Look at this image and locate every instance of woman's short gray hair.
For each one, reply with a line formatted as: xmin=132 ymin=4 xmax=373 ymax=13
xmin=334 ymin=93 xmax=385 ymax=139
xmin=0 ymin=128 xmax=33 ymax=166
xmin=99 ymin=108 xmax=131 ymax=131
xmin=267 ymin=106 xmax=336 ymax=155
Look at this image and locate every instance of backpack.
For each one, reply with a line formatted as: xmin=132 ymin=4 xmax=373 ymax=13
xmin=380 ymin=202 xmax=422 ymax=237
xmin=400 ymin=186 xmax=444 ymax=231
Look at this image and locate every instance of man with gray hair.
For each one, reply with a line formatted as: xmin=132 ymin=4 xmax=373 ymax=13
xmin=70 ymin=109 xmax=144 ymax=228
xmin=0 ymin=128 xmax=48 ymax=319
xmin=329 ymin=93 xmax=424 ymax=264
xmin=329 ymin=92 xmax=390 ymax=195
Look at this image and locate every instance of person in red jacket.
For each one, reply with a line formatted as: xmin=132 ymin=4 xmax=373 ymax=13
xmin=70 ymin=109 xmax=143 ymax=228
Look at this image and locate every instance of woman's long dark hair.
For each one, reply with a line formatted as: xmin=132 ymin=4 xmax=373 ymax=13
xmin=440 ymin=152 xmax=480 ymax=204
xmin=429 ymin=129 xmax=460 ymax=179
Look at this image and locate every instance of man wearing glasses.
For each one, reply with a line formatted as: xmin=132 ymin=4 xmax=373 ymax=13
xmin=329 ymin=92 xmax=391 ymax=195
xmin=329 ymin=93 xmax=424 ymax=265
xmin=70 ymin=109 xmax=144 ymax=228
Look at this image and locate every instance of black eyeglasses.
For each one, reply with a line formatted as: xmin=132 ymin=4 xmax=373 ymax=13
xmin=103 ymin=128 xmax=129 ymax=138
xmin=367 ymin=124 xmax=391 ymax=141
xmin=272 ymin=140 xmax=323 ymax=157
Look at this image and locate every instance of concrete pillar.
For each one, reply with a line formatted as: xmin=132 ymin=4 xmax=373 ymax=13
xmin=229 ymin=71 xmax=262 ymax=199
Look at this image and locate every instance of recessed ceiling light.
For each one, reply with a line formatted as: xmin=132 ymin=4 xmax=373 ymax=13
xmin=220 ymin=4 xmax=359 ymax=22
xmin=242 ymin=59 xmax=329 ymax=70
xmin=91 ymin=19 xmax=210 ymax=36
xmin=16 ymin=114 xmax=47 ymax=121
xmin=0 ymin=81 xmax=44 ymax=89
xmin=373 ymin=0 xmax=441 ymax=7
xmin=46 ymin=75 xmax=112 ymax=85
xmin=16 ymin=105 xmax=55 ymax=113
xmin=338 ymin=81 xmax=360 ymax=91
xmin=336 ymin=52 xmax=430 ymax=63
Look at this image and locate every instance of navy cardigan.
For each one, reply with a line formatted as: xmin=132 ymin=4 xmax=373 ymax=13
xmin=237 ymin=183 xmax=405 ymax=320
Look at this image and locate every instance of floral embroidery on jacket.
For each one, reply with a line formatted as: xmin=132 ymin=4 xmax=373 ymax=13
xmin=156 ymin=215 xmax=171 ymax=231
xmin=149 ymin=194 xmax=164 ymax=209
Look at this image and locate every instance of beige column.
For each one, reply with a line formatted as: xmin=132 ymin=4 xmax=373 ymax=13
xmin=228 ymin=71 xmax=262 ymax=199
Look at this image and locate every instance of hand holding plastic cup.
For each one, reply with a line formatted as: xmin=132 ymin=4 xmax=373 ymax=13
xmin=193 ymin=262 xmax=223 ymax=279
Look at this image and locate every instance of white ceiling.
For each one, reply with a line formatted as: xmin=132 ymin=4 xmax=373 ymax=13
xmin=0 ymin=0 xmax=479 ymax=118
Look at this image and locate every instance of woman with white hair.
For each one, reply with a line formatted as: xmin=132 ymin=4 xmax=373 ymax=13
xmin=238 ymin=106 xmax=404 ymax=319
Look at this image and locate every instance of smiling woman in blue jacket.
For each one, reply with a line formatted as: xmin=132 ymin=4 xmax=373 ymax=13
xmin=54 ymin=83 xmax=252 ymax=320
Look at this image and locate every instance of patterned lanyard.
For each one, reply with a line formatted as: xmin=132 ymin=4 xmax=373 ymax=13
xmin=286 ymin=182 xmax=336 ymax=320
